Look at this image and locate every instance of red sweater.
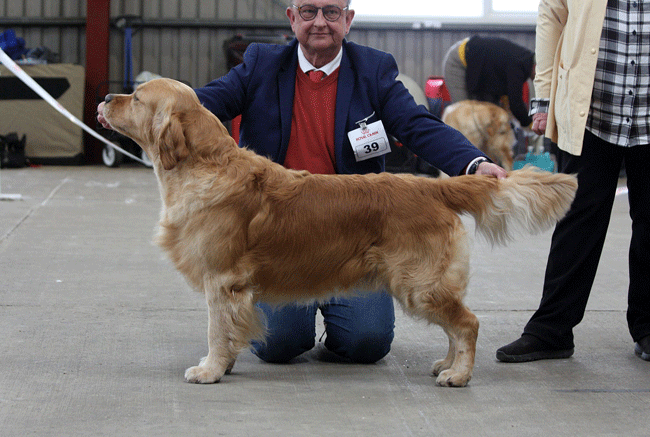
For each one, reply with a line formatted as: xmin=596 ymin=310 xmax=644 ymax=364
xmin=283 ymin=67 xmax=340 ymax=174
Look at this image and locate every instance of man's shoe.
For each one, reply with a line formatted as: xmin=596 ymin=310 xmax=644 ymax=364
xmin=496 ymin=334 xmax=574 ymax=363
xmin=634 ymin=335 xmax=650 ymax=361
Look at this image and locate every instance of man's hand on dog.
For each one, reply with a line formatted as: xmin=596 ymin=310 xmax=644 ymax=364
xmin=477 ymin=162 xmax=508 ymax=179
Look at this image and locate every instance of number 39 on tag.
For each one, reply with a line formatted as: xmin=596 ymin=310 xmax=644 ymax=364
xmin=347 ymin=120 xmax=391 ymax=162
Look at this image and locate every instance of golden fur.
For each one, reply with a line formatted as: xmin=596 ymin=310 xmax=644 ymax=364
xmin=443 ymin=100 xmax=516 ymax=170
xmin=102 ymin=78 xmax=577 ymax=387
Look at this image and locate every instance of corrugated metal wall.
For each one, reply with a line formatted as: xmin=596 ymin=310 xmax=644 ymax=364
xmin=0 ymin=0 xmax=86 ymax=65
xmin=1 ymin=0 xmax=535 ymax=95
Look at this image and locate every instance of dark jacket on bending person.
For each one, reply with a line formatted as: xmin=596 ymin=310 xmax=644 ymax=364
xmin=465 ymin=35 xmax=535 ymax=126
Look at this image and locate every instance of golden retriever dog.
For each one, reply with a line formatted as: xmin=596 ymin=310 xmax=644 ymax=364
xmin=101 ymin=78 xmax=577 ymax=387
xmin=443 ymin=100 xmax=516 ymax=170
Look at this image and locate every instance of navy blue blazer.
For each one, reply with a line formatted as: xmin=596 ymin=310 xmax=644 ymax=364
xmin=195 ymin=39 xmax=487 ymax=176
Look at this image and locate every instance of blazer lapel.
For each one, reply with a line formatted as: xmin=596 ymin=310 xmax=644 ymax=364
xmin=277 ymin=43 xmax=299 ymax=164
xmin=335 ymin=46 xmax=354 ymax=171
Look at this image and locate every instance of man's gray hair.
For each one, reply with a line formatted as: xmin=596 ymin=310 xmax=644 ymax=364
xmin=288 ymin=1 xmax=351 ymax=6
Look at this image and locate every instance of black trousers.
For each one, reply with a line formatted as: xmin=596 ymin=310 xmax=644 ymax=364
xmin=524 ymin=130 xmax=650 ymax=348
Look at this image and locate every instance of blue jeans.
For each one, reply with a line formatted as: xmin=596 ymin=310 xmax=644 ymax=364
xmin=251 ymin=292 xmax=395 ymax=364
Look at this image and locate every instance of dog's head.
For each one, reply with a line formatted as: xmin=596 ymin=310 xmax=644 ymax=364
xmin=102 ymin=78 xmax=204 ymax=170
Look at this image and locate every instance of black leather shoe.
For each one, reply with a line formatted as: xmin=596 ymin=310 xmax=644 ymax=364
xmin=634 ymin=335 xmax=650 ymax=361
xmin=496 ymin=334 xmax=574 ymax=363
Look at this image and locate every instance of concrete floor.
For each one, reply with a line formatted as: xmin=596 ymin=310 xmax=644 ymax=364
xmin=0 ymin=165 xmax=648 ymax=437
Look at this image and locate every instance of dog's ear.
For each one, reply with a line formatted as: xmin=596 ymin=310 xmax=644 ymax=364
xmin=154 ymin=110 xmax=189 ymax=170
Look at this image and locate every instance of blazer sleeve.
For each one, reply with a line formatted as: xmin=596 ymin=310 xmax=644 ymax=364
xmin=193 ymin=44 xmax=261 ymax=121
xmin=374 ymin=52 xmax=487 ymax=176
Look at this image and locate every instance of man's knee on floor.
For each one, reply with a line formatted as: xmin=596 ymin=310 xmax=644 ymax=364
xmin=326 ymin=329 xmax=394 ymax=364
xmin=251 ymin=336 xmax=315 ymax=363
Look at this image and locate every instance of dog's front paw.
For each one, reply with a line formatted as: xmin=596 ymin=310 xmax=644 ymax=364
xmin=435 ymin=369 xmax=471 ymax=387
xmin=184 ymin=365 xmax=224 ymax=384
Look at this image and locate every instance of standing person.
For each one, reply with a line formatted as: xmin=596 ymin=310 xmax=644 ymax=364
xmin=497 ymin=0 xmax=650 ymax=363
xmin=442 ymin=35 xmax=535 ymax=127
xmin=99 ymin=0 xmax=506 ymax=365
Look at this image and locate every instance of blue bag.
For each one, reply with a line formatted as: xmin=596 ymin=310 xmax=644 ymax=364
xmin=0 ymin=29 xmax=28 ymax=59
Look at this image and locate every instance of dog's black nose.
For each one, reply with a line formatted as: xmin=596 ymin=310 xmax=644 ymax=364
xmin=104 ymin=94 xmax=114 ymax=103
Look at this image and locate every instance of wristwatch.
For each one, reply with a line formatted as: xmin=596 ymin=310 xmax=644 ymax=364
xmin=467 ymin=158 xmax=489 ymax=175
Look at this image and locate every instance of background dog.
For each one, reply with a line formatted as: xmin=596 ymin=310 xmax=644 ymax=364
xmin=443 ymin=100 xmax=516 ymax=170
xmin=101 ymin=78 xmax=577 ymax=387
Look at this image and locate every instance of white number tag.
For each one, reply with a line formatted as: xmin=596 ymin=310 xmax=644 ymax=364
xmin=347 ymin=120 xmax=391 ymax=162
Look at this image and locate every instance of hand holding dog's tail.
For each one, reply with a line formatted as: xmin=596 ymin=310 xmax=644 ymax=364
xmin=443 ymin=166 xmax=578 ymax=245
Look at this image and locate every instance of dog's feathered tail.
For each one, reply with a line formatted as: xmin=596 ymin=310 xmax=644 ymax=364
xmin=439 ymin=166 xmax=578 ymax=245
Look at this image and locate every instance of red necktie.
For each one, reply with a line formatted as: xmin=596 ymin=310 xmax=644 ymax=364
xmin=309 ymin=70 xmax=325 ymax=82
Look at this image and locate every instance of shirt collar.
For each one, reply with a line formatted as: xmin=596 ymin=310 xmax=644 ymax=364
xmin=297 ymin=45 xmax=343 ymax=76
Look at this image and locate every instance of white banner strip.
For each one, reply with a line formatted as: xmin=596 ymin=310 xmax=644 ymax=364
xmin=0 ymin=47 xmax=146 ymax=165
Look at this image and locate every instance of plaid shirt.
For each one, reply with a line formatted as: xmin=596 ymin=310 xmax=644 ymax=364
xmin=530 ymin=0 xmax=650 ymax=147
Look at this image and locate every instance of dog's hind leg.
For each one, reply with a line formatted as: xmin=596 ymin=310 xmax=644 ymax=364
xmin=430 ymin=301 xmax=479 ymax=387
xmin=431 ymin=332 xmax=455 ymax=376
xmin=185 ymin=275 xmax=264 ymax=384
xmin=392 ymin=277 xmax=479 ymax=387
xmin=387 ymin=227 xmax=478 ymax=387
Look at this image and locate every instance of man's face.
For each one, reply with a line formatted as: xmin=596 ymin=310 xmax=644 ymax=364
xmin=287 ymin=1 xmax=354 ymax=59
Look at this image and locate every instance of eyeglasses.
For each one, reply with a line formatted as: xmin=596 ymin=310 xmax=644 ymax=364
xmin=292 ymin=4 xmax=348 ymax=22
